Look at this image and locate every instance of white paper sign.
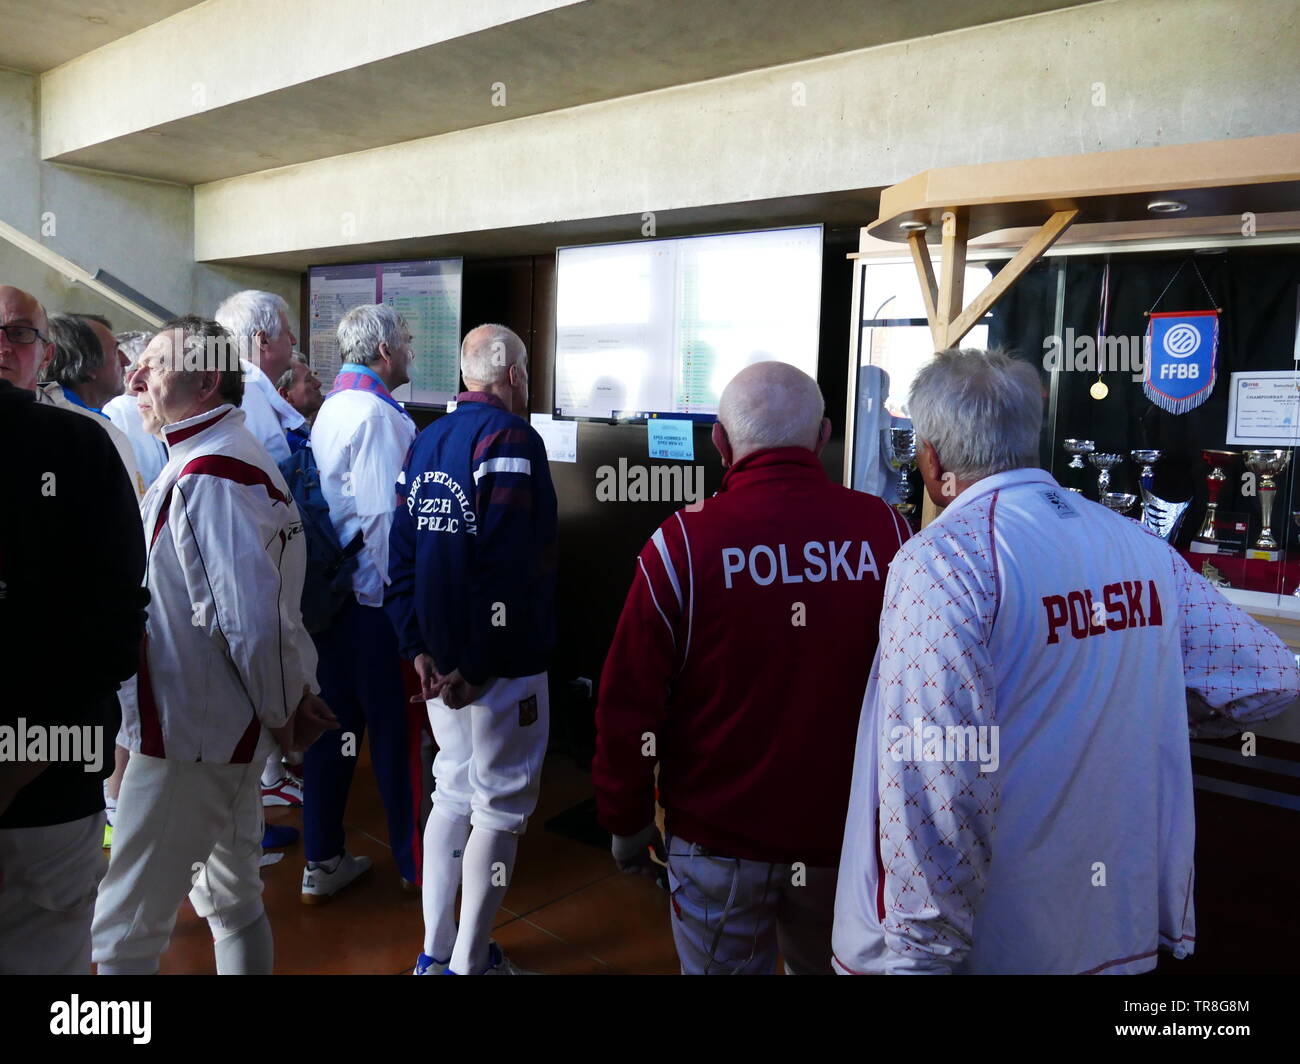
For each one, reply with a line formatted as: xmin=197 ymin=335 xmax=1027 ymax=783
xmin=530 ymin=413 xmax=578 ymax=463
xmin=1226 ymin=371 xmax=1300 ymax=445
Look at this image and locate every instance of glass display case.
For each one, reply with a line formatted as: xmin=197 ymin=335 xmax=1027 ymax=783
xmin=849 ymin=241 xmax=1300 ymax=624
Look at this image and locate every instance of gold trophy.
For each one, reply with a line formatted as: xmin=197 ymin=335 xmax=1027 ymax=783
xmin=1243 ymin=450 xmax=1291 ymax=562
xmin=1190 ymin=450 xmax=1239 ymax=554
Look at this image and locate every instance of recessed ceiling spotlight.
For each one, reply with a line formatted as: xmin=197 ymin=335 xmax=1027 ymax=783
xmin=899 ymin=220 xmax=929 ymax=232
xmin=1147 ymin=199 xmax=1188 ymax=214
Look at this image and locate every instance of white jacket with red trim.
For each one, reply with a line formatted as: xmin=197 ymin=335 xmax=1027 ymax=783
xmin=119 ymin=404 xmax=318 ymax=764
xmin=832 ymin=467 xmax=1300 ymax=975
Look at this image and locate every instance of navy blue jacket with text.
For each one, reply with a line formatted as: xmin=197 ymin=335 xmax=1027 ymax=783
xmin=386 ymin=391 xmax=558 ymax=685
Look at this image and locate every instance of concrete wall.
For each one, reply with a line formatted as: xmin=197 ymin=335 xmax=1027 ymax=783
xmin=195 ymin=0 xmax=1300 ymax=264
xmin=0 ymin=68 xmax=298 ymax=328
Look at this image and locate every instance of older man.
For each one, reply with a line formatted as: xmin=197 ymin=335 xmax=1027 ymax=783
xmin=833 ymin=348 xmax=1300 ymax=975
xmin=104 ymin=330 xmax=169 ymax=490
xmin=593 ymin=361 xmax=909 ymax=975
xmin=91 ymin=317 xmax=336 ymax=975
xmin=216 ymin=291 xmax=314 ymax=806
xmin=275 ymin=352 xmax=323 ymax=452
xmin=387 ymin=323 xmax=557 ymax=976
xmin=302 ymin=304 xmax=420 ymax=901
xmin=43 ymin=314 xmax=144 ymax=501
xmin=215 ymin=289 xmax=304 ymax=464
xmin=0 ymin=285 xmax=52 ymax=391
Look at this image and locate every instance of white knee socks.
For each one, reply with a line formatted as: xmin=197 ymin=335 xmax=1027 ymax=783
xmin=422 ymin=805 xmax=471 ymax=960
xmin=212 ymin=911 xmax=273 ymax=975
xmin=449 ymin=827 xmax=518 ymax=975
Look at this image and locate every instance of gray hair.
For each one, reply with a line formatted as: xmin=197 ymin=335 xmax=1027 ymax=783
xmin=156 ymin=315 xmax=245 ymax=407
xmin=116 ymin=330 xmax=154 ymax=366
xmin=214 ymin=290 xmax=289 ymax=357
xmin=907 ymin=348 xmax=1042 ymax=481
xmin=718 ymin=361 xmax=825 ymax=453
xmin=275 ymin=352 xmax=310 ymax=392
xmin=337 ymin=304 xmax=405 ymax=366
xmin=45 ymin=314 xmax=105 ymax=387
xmin=461 ymin=323 xmax=526 ymax=385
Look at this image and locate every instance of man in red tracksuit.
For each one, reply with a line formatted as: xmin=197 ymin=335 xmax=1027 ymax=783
xmin=594 ymin=361 xmax=910 ymax=974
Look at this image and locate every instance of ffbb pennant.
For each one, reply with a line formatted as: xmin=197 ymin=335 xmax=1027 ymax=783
xmin=1143 ymin=310 xmax=1218 ymax=414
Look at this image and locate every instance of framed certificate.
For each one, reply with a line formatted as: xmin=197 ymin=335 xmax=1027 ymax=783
xmin=1225 ymin=371 xmax=1300 ymax=446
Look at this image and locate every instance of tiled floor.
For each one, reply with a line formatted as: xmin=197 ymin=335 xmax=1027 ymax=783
xmin=157 ymin=751 xmax=681 ymax=975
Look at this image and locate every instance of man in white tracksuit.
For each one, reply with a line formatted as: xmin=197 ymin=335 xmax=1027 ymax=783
xmin=833 ymin=347 xmax=1300 ymax=976
xmin=92 ymin=317 xmax=336 ymax=975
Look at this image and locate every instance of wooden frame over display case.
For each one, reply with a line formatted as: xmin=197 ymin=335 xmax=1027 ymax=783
xmin=870 ymin=131 xmax=1300 ymax=354
xmin=855 ymin=132 xmax=1300 ymax=527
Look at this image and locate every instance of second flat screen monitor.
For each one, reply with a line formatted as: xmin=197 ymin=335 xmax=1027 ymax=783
xmin=554 ymin=225 xmax=822 ymax=421
xmin=308 ymin=257 xmax=463 ymax=407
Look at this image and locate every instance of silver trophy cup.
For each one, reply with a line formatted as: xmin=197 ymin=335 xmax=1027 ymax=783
xmin=1243 ymin=449 xmax=1291 ymax=554
xmin=1064 ymin=439 xmax=1096 ymax=469
xmin=1088 ymin=452 xmax=1124 ymax=497
xmin=1101 ymin=492 xmax=1138 ymax=516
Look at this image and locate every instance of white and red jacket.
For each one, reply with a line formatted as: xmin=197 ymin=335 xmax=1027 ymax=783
xmin=832 ymin=467 xmax=1300 ymax=975
xmin=594 ymin=447 xmax=910 ymax=866
xmin=120 ymin=404 xmax=318 ymax=764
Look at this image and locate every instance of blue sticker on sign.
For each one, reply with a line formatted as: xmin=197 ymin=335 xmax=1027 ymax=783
xmin=647 ymin=418 xmax=694 ymax=461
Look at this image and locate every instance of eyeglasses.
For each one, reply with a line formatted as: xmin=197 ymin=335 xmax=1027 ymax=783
xmin=0 ymin=324 xmax=47 ymax=345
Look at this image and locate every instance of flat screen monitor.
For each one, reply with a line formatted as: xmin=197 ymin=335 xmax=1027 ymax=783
xmin=553 ymin=225 xmax=822 ymax=422
xmin=308 ymin=257 xmax=463 ymax=407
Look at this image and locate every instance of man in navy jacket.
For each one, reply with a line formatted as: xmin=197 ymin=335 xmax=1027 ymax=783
xmin=387 ymin=323 xmax=556 ymax=976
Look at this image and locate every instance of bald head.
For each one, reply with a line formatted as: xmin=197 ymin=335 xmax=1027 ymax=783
xmin=0 ymin=286 xmax=53 ymax=390
xmin=715 ymin=361 xmax=827 ymax=464
xmin=461 ymin=324 xmax=526 ymax=386
xmin=460 ymin=323 xmax=529 ymax=413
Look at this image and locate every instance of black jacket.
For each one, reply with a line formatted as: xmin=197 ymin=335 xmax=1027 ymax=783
xmin=0 ymin=380 xmax=148 ymax=828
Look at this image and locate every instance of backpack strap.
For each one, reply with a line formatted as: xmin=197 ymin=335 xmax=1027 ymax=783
xmin=323 ymin=531 xmax=366 ymax=578
xmin=340 ymin=531 xmax=365 ymax=559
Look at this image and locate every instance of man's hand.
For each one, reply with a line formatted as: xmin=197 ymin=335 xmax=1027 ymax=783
xmin=438 ymin=669 xmax=489 ymax=710
xmin=272 ymin=688 xmax=340 ymax=753
xmin=611 ymin=823 xmax=666 ymax=880
xmin=411 ymin=652 xmax=445 ymax=704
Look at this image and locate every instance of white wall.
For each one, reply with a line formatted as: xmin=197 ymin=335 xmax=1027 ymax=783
xmin=0 ymin=68 xmax=298 ymax=329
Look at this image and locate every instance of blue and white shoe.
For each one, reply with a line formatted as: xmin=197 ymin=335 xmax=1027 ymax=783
xmin=414 ymin=952 xmax=449 ymax=976
xmin=442 ymin=941 xmax=532 ymax=976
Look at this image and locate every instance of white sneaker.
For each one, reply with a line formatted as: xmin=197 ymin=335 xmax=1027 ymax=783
xmin=262 ymin=774 xmax=303 ymax=807
xmin=300 ymin=852 xmax=372 ymax=904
